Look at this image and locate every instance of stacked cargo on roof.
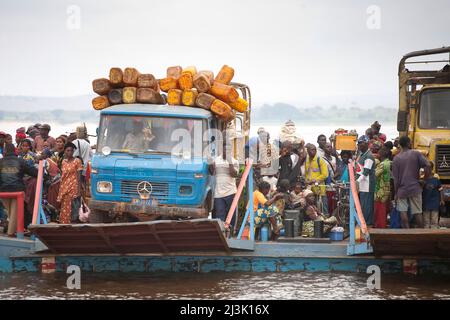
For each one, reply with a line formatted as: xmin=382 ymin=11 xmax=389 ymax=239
xmin=91 ymin=65 xmax=249 ymax=122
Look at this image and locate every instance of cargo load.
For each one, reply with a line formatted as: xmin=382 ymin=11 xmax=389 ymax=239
xmin=137 ymin=74 xmax=157 ymax=89
xmin=182 ymin=89 xmax=198 ymax=106
xmin=108 ymin=88 xmax=123 ymax=105
xmin=196 ymin=93 xmax=216 ymax=110
xmin=215 ymin=65 xmax=234 ymax=84
xmin=167 ymin=89 xmax=183 ymax=105
xmin=109 ymin=68 xmax=123 ymax=87
xmin=123 ymin=67 xmax=140 ymax=86
xmin=92 ymin=78 xmax=111 ymax=95
xmin=91 ymin=64 xmax=248 ymax=123
xmin=123 ymin=87 xmax=137 ymax=104
xmin=210 ymin=82 xmax=239 ymax=103
xmin=211 ymin=99 xmax=235 ymax=122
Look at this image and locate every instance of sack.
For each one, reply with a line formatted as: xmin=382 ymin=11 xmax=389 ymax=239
xmin=389 ymin=204 xmax=401 ymax=229
xmin=78 ymin=198 xmax=90 ymax=223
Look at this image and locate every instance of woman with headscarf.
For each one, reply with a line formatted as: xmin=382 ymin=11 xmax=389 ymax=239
xmin=51 ymin=135 xmax=67 ymax=170
xmin=57 ymin=142 xmax=83 ymax=224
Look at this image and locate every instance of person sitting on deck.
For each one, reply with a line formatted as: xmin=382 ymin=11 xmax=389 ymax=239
xmin=253 ymin=181 xmax=284 ymax=240
xmin=290 ymin=182 xmax=306 ymax=209
xmin=272 ymin=179 xmax=292 ymax=216
xmin=301 ymin=189 xmax=338 ymax=237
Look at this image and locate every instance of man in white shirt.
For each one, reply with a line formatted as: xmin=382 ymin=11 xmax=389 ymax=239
xmin=210 ymin=138 xmax=239 ymax=227
xmin=317 ymin=134 xmax=327 ymax=158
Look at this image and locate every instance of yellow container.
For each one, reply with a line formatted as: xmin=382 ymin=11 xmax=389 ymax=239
xmin=167 ymin=89 xmax=182 ymax=105
xmin=210 ymin=82 xmax=239 ymax=103
xmin=336 ymin=135 xmax=357 ymax=151
xmin=229 ymin=97 xmax=249 ymax=113
xmin=211 ymin=99 xmax=234 ymax=122
xmin=178 ymin=72 xmax=193 ymax=90
xmin=198 ymin=70 xmax=214 ymax=84
xmin=182 ymin=89 xmax=198 ymax=106
xmin=193 ymin=73 xmax=211 ymax=93
xmin=215 ymin=65 xmax=234 ymax=84
xmin=182 ymin=66 xmax=197 ymax=77
xmin=122 ymin=87 xmax=137 ymax=104
xmin=167 ymin=66 xmax=182 ymax=79
xmin=92 ymin=96 xmax=110 ymax=110
xmin=159 ymin=77 xmax=178 ymax=92
xmin=109 ymin=67 xmax=123 ymax=87
xmin=123 ymin=67 xmax=140 ymax=86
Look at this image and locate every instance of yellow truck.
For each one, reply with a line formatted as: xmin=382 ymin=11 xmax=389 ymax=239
xmin=397 ymin=47 xmax=450 ymax=216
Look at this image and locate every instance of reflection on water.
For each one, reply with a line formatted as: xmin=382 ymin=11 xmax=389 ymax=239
xmin=0 ymin=272 xmax=449 ymax=300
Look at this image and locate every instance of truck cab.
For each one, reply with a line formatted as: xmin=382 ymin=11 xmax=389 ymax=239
xmin=397 ymin=47 xmax=450 ymax=215
xmin=89 ymin=84 xmax=251 ymax=222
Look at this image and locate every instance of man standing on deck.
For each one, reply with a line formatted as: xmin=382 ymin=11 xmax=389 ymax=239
xmin=392 ymin=136 xmax=430 ymax=228
xmin=210 ymin=137 xmax=239 ymax=229
xmin=355 ymin=135 xmax=376 ymax=226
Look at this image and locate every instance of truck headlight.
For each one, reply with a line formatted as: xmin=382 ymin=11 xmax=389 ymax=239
xmin=97 ymin=181 xmax=113 ymax=193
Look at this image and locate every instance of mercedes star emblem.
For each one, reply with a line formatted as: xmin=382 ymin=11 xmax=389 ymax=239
xmin=137 ymin=181 xmax=153 ymax=200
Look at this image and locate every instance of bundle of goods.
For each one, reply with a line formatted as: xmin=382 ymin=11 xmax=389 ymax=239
xmin=91 ymin=65 xmax=249 ymax=123
xmin=92 ymin=67 xmax=166 ymax=111
xmin=331 ymin=128 xmax=358 ymax=151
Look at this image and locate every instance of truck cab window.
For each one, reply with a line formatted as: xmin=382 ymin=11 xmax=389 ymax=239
xmin=419 ymin=89 xmax=450 ymax=129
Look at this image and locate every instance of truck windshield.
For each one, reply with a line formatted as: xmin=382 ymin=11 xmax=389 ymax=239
xmin=419 ymin=89 xmax=450 ymax=129
xmin=97 ymin=115 xmax=205 ymax=156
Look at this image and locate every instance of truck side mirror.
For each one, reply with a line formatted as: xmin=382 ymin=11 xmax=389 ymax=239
xmin=397 ymin=111 xmax=408 ymax=132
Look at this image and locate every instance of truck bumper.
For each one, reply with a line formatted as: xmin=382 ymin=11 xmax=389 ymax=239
xmin=89 ymin=199 xmax=208 ymax=219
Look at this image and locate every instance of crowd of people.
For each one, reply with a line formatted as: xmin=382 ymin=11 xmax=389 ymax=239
xmin=0 ymin=123 xmax=92 ymax=236
xmin=212 ymin=120 xmax=445 ymax=240
xmin=0 ymin=119 xmax=445 ymax=240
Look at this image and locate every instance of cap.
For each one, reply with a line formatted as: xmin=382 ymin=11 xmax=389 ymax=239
xmin=357 ymin=135 xmax=370 ymax=144
xmin=0 ymin=131 xmax=7 ymax=137
xmin=39 ymin=124 xmax=51 ymax=131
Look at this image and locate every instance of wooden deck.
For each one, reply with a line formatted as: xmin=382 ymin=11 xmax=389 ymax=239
xmin=369 ymin=228 xmax=450 ymax=257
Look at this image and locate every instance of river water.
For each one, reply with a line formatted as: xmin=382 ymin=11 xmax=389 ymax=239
xmin=0 ymin=272 xmax=449 ymax=300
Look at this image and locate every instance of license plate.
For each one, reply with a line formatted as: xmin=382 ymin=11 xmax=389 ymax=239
xmin=131 ymin=198 xmax=158 ymax=207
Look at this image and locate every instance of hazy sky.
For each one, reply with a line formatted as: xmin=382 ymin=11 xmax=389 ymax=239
xmin=0 ymin=0 xmax=449 ymax=106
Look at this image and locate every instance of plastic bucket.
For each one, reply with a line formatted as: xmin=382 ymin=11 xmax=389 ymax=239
xmin=260 ymin=226 xmax=269 ymax=242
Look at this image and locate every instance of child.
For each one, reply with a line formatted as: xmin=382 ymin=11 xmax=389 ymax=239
xmin=422 ymin=163 xmax=444 ymax=229
xmin=290 ymin=182 xmax=306 ymax=209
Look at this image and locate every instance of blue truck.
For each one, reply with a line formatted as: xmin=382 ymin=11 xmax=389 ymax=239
xmin=89 ymin=83 xmax=251 ymax=223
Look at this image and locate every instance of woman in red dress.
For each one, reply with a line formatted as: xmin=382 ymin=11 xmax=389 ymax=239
xmin=57 ymin=142 xmax=83 ymax=224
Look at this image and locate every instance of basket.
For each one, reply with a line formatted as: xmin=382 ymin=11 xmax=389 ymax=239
xmin=335 ymin=135 xmax=357 ymax=151
xmin=329 ymin=231 xmax=344 ymax=241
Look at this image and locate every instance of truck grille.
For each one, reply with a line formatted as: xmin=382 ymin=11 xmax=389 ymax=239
xmin=436 ymin=145 xmax=450 ymax=176
xmin=120 ymin=180 xmax=170 ymax=202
